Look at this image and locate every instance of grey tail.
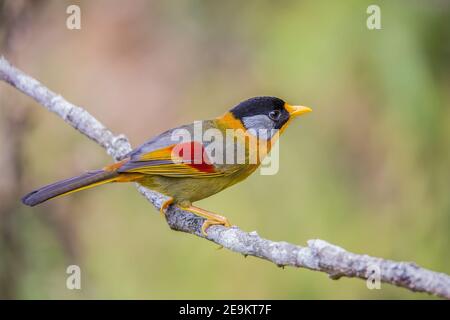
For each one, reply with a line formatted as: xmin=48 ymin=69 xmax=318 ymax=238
xmin=22 ymin=170 xmax=119 ymax=207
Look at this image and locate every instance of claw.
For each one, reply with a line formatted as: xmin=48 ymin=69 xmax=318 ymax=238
xmin=160 ymin=197 xmax=174 ymax=217
xmin=201 ymin=217 xmax=231 ymax=236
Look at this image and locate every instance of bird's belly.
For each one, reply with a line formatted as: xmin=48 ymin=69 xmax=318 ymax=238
xmin=138 ymin=175 xmax=233 ymax=203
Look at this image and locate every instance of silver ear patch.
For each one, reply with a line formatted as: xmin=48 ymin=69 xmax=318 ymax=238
xmin=242 ymin=115 xmax=276 ymax=140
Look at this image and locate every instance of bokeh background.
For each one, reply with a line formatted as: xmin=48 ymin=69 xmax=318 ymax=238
xmin=0 ymin=0 xmax=449 ymax=299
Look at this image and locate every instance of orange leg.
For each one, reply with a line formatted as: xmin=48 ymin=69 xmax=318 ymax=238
xmin=160 ymin=197 xmax=174 ymax=217
xmin=180 ymin=205 xmax=231 ymax=236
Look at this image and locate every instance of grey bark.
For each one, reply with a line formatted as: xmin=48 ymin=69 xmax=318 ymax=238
xmin=1 ymin=56 xmax=449 ymax=299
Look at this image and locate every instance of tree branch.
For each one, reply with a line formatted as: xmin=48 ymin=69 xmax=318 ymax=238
xmin=1 ymin=56 xmax=449 ymax=299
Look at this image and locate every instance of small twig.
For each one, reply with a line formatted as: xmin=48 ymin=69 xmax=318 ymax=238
xmin=1 ymin=56 xmax=449 ymax=299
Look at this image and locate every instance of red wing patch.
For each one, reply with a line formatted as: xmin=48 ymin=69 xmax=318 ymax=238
xmin=172 ymin=141 xmax=215 ymax=173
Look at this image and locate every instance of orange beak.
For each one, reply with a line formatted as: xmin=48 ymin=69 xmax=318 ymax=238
xmin=285 ymin=103 xmax=312 ymax=117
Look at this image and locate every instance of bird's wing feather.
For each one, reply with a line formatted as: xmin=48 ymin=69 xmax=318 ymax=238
xmin=118 ymin=122 xmax=239 ymax=178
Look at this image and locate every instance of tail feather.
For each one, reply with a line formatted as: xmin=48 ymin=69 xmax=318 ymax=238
xmin=22 ymin=170 xmax=119 ymax=207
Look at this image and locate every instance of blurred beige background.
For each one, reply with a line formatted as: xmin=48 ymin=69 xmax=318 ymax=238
xmin=0 ymin=0 xmax=449 ymax=299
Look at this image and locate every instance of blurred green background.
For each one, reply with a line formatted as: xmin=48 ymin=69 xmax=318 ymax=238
xmin=0 ymin=0 xmax=449 ymax=299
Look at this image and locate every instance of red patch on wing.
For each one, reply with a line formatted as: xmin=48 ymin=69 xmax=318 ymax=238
xmin=172 ymin=141 xmax=215 ymax=173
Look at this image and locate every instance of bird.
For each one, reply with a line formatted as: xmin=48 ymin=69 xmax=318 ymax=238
xmin=22 ymin=96 xmax=311 ymax=235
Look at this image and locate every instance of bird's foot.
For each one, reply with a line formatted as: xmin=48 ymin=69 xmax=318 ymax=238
xmin=201 ymin=216 xmax=231 ymax=236
xmin=180 ymin=205 xmax=231 ymax=236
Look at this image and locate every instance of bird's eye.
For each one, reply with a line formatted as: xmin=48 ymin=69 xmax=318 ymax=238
xmin=269 ymin=110 xmax=281 ymax=121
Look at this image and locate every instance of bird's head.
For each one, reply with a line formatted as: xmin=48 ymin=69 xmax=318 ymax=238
xmin=228 ymin=96 xmax=312 ymax=139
